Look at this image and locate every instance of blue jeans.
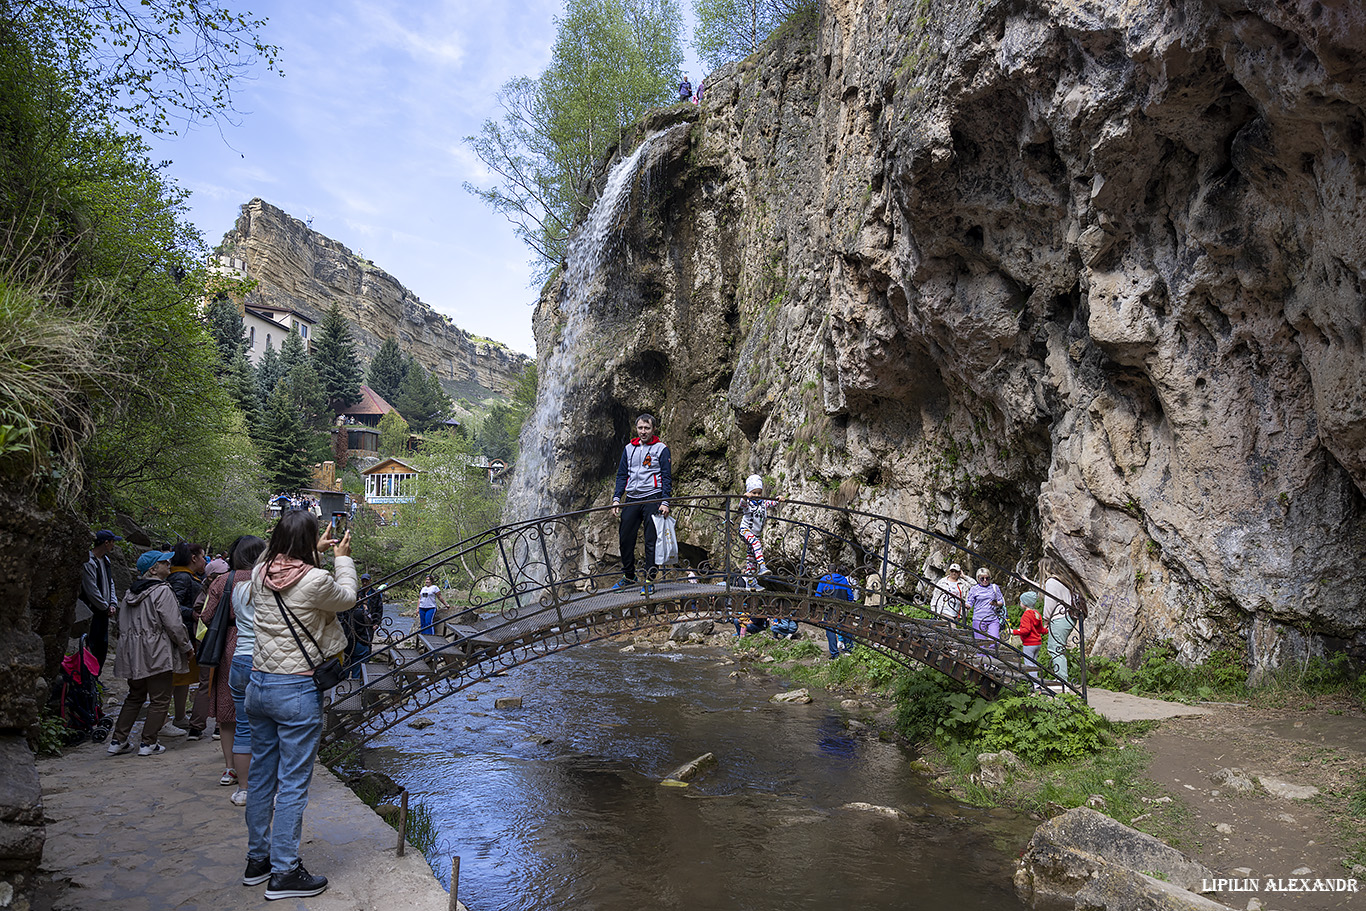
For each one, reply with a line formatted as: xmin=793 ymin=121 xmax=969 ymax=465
xmin=1022 ymin=644 xmax=1042 ymax=684
xmin=418 ymin=607 xmax=436 ymax=634
xmin=826 ymin=628 xmax=853 ymax=658
xmin=228 ymin=654 xmax=253 ymax=756
xmin=245 ymin=671 xmax=323 ymax=872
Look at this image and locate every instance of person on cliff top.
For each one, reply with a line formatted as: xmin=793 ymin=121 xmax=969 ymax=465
xmin=79 ymin=529 xmax=122 ymax=673
xmin=1040 ymin=560 xmax=1075 ymax=685
xmin=739 ymin=474 xmax=783 ymax=591
xmin=966 ymin=567 xmax=1006 ymax=664
xmin=931 ymin=563 xmax=970 ymax=626
xmin=678 ymin=75 xmax=692 ymax=102
xmin=106 ymin=550 xmax=195 ymax=757
xmin=1013 ymin=591 xmax=1047 ymax=690
xmin=611 ymin=413 xmax=672 ymax=596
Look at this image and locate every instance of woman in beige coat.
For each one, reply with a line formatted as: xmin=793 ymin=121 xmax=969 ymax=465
xmin=107 ymin=550 xmax=195 ymax=757
xmin=241 ymin=510 xmax=356 ymax=900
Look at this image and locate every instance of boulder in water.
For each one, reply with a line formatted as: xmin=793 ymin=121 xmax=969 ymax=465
xmin=663 ymin=752 xmax=717 ymax=783
xmin=771 ymin=688 xmax=812 ymax=704
xmin=670 ymin=619 xmax=714 ymax=640
xmin=1014 ymin=807 xmax=1217 ymax=907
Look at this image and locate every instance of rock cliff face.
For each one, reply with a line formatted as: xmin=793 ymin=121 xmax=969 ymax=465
xmin=521 ymin=0 xmax=1366 ymax=670
xmin=220 ymin=199 xmax=529 ymax=404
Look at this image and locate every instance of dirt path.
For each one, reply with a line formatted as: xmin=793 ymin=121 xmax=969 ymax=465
xmin=1137 ymin=697 xmax=1366 ymax=911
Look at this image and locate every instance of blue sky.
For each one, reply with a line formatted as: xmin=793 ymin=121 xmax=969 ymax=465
xmin=149 ymin=0 xmax=703 ymax=356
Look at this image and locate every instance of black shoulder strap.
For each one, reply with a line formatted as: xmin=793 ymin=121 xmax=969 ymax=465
xmin=273 ymin=589 xmax=325 ymax=670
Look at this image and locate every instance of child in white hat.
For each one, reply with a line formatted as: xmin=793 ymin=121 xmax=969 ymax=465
xmin=739 ymin=474 xmax=783 ymax=590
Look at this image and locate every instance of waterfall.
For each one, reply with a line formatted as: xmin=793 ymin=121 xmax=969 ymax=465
xmin=505 ymin=129 xmax=673 ymax=524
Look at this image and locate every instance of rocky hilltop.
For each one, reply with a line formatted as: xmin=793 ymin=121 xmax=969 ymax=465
xmin=519 ymin=0 xmax=1366 ymax=670
xmin=219 ymin=198 xmax=529 ymax=404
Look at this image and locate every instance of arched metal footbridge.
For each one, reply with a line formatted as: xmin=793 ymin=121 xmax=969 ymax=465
xmin=324 ymin=495 xmax=1087 ymax=757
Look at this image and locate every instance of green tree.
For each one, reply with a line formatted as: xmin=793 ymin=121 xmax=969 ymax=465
xmin=258 ymin=380 xmax=313 ymax=491
xmin=20 ymin=0 xmax=281 ymax=134
xmin=512 ymin=362 xmax=538 ymax=410
xmin=391 ymin=431 xmax=504 ymax=582
xmin=223 ymin=348 xmax=260 ymax=428
xmin=206 ymin=295 xmax=246 ymax=363
xmin=476 ymin=404 xmax=517 ymax=462
xmin=464 ymin=0 xmax=683 ymax=277
xmin=255 ymin=339 xmax=282 ymax=409
xmin=278 ymin=325 xmax=309 ymax=373
xmin=377 ymin=409 xmax=410 ymax=457
xmin=692 ymin=0 xmax=813 ymax=73
xmin=392 ymin=358 xmax=452 ymax=433
xmin=312 ymin=302 xmax=362 ymax=413
xmin=366 ymin=336 xmax=407 ymax=403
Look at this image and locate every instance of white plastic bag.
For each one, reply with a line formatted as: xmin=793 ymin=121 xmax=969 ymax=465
xmin=653 ymin=514 xmax=679 ymax=566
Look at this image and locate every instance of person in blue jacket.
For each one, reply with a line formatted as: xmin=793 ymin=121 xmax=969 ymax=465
xmin=611 ymin=414 xmax=672 ymax=595
xmin=816 ymin=563 xmax=856 ymax=658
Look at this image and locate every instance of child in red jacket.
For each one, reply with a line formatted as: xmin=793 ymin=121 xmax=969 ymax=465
xmin=1013 ymin=591 xmax=1046 ymax=690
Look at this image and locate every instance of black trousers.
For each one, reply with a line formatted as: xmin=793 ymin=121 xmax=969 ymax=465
xmin=87 ymin=610 xmax=109 ymax=673
xmin=619 ymin=497 xmax=663 ymax=582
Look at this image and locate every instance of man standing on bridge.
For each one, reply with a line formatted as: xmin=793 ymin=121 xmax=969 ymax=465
xmin=611 ymin=413 xmax=672 ymax=596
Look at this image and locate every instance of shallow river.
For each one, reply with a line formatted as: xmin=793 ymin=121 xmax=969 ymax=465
xmin=364 ymin=641 xmax=1031 ymax=911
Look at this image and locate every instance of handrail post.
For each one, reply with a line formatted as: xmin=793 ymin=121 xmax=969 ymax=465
xmin=397 ymin=789 xmax=408 ymax=856
xmin=536 ymin=522 xmax=564 ymax=624
xmin=1077 ymin=612 xmax=1088 ymax=704
xmin=880 ymin=521 xmax=892 ymax=592
xmin=723 ymin=496 xmax=733 ymax=588
xmin=495 ymin=536 xmax=524 ymax=613
xmin=798 ymin=526 xmax=811 ymax=590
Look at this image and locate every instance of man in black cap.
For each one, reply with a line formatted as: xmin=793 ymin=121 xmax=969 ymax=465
xmin=79 ymin=530 xmax=122 ymax=672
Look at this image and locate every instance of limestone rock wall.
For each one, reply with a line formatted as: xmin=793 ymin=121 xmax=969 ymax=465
xmin=524 ymin=0 xmax=1366 ymax=670
xmin=220 ymin=199 xmax=529 ymax=404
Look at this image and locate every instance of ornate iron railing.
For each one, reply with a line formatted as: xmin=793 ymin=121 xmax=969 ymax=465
xmin=323 ymin=495 xmax=1090 ymax=760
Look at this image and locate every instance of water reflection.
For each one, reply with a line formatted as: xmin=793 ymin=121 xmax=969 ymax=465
xmin=364 ymin=642 xmax=1028 ymax=910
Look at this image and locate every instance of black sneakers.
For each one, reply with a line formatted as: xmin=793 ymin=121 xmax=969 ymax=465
xmin=264 ymin=862 xmax=327 ymax=900
xmin=242 ymin=857 xmax=271 ymax=886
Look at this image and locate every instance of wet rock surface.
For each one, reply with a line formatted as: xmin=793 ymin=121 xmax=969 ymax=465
xmin=519 ymin=0 xmax=1366 ymax=668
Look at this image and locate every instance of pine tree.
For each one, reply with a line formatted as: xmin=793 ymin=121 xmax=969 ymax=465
xmin=279 ymin=326 xmax=309 ymax=373
xmin=259 ymin=380 xmax=313 ymax=492
xmin=392 ymin=358 xmax=451 ymax=432
xmin=366 ymin=336 xmax=407 ymax=403
xmin=285 ymin=361 xmax=331 ymax=433
xmin=476 ymin=404 xmax=515 ymax=462
xmin=256 ymin=340 xmax=282 ymax=409
xmin=206 ymin=296 xmax=247 ymax=364
xmin=313 ymin=303 xmax=362 ymax=413
xmin=224 ymin=350 xmax=260 ymax=429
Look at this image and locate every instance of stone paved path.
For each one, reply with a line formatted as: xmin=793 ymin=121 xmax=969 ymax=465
xmin=37 ymin=733 xmax=455 ymax=911
xmin=1086 ymin=687 xmax=1215 ymax=723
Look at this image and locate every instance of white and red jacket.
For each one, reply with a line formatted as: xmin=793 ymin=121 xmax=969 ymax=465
xmin=613 ymin=436 xmax=672 ymax=506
